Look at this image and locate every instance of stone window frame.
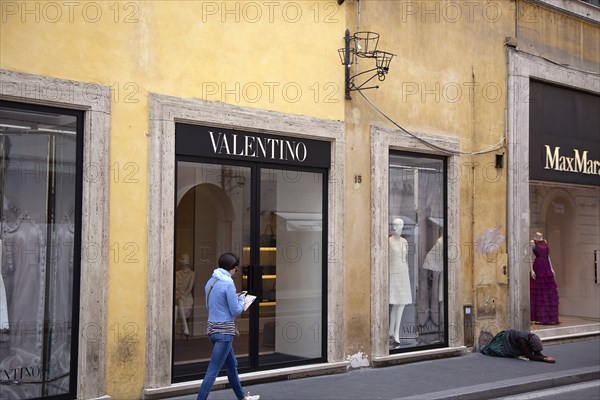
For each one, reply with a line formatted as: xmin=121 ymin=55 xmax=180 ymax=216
xmin=531 ymin=0 xmax=600 ymax=23
xmin=145 ymin=94 xmax=345 ymax=393
xmin=370 ymin=126 xmax=461 ymax=359
xmin=506 ymin=50 xmax=600 ymax=330
xmin=0 ymin=69 xmax=111 ymax=400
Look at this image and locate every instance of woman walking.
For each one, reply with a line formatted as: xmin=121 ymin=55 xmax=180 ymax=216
xmin=196 ymin=252 xmax=259 ymax=400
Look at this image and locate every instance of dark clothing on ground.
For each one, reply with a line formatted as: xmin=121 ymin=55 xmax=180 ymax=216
xmin=481 ymin=329 xmax=547 ymax=362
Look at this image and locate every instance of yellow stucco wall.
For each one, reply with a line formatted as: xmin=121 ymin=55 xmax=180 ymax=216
xmin=339 ymin=0 xmax=599 ymax=350
xmin=1 ymin=1 xmax=343 ymax=398
xmin=517 ymin=1 xmax=600 ymax=72
xmin=342 ymin=0 xmax=515 ymax=353
xmin=1 ymin=0 xmax=598 ymax=397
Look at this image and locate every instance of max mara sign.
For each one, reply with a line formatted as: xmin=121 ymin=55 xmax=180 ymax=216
xmin=529 ymin=80 xmax=600 ymax=186
xmin=175 ymin=123 xmax=331 ymax=168
xmin=544 ymin=145 xmax=600 ymax=176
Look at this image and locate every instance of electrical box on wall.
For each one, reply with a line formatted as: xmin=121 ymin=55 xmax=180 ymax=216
xmin=463 ymin=305 xmax=474 ymax=347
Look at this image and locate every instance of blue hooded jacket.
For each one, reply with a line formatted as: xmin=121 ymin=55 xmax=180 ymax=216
xmin=205 ymin=268 xmax=244 ymax=322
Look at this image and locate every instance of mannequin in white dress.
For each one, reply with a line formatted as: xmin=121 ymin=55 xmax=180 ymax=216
xmin=388 ymin=218 xmax=413 ymax=344
xmin=421 ymin=234 xmax=444 ymax=326
xmin=175 ymin=254 xmax=195 ymax=336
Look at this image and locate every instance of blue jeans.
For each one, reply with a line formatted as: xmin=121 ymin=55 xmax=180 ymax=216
xmin=196 ymin=333 xmax=245 ymax=400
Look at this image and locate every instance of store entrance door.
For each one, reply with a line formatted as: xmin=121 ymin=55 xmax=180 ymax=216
xmin=172 ymin=160 xmax=327 ymax=382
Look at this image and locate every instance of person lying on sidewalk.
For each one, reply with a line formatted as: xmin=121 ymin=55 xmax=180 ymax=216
xmin=480 ymin=329 xmax=556 ymax=363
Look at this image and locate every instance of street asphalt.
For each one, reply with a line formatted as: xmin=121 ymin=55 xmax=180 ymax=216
xmin=165 ymin=338 xmax=600 ymax=400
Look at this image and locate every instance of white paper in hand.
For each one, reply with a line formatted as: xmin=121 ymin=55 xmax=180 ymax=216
xmin=243 ymin=294 xmax=257 ymax=311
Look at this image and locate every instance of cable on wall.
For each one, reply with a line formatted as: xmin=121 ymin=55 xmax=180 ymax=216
xmin=356 ymin=89 xmax=507 ymax=156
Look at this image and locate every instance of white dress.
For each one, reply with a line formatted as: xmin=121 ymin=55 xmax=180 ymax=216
xmin=0 ymin=256 xmax=7 ymax=331
xmin=176 ymin=268 xmax=195 ymax=317
xmin=423 ymin=237 xmax=444 ymax=272
xmin=1 ymin=204 xmax=46 ymax=398
xmin=422 ymin=236 xmax=444 ymax=302
xmin=389 ymin=235 xmax=412 ymax=305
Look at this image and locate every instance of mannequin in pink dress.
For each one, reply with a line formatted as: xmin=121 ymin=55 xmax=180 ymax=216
xmin=529 ymin=232 xmax=559 ymax=324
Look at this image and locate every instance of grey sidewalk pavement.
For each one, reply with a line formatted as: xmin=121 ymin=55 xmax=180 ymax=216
xmin=166 ymin=339 xmax=600 ymax=400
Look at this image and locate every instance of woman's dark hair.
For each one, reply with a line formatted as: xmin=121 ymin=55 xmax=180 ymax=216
xmin=218 ymin=252 xmax=239 ymax=271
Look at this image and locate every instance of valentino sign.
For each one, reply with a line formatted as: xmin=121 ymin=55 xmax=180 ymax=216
xmin=544 ymin=145 xmax=600 ymax=176
xmin=208 ymin=131 xmax=308 ymax=162
xmin=175 ymin=123 xmax=331 ymax=168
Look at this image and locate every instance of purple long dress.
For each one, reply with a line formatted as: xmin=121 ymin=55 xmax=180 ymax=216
xmin=530 ymin=240 xmax=559 ymax=324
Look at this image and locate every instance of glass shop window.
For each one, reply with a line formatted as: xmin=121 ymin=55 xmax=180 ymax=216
xmin=1 ymin=102 xmax=82 ymax=399
xmin=388 ymin=152 xmax=447 ymax=351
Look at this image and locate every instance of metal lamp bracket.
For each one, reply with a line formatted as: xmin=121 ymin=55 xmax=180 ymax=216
xmin=338 ymin=29 xmax=395 ymax=100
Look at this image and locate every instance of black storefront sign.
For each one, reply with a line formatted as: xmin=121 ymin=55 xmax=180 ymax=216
xmin=529 ymin=80 xmax=600 ymax=186
xmin=176 ymin=123 xmax=331 ymax=168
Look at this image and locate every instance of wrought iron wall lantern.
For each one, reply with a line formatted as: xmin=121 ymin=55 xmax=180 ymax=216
xmin=338 ymin=29 xmax=395 ymax=100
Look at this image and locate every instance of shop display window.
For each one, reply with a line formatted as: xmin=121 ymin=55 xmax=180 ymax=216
xmin=388 ymin=152 xmax=447 ymax=351
xmin=1 ymin=103 xmax=82 ymax=399
xmin=529 ymin=183 xmax=600 ymax=322
xmin=172 ymin=124 xmax=328 ymax=381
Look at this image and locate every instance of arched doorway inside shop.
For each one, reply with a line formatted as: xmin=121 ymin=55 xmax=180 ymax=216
xmin=175 ymin=183 xmax=235 ymax=340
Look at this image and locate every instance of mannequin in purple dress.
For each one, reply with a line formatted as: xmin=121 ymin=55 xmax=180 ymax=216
xmin=529 ymin=232 xmax=559 ymax=324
